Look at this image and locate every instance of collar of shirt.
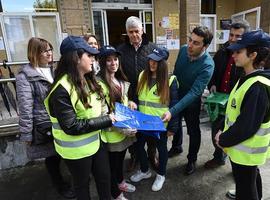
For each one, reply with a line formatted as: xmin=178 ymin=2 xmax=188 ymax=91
xmin=131 ymin=40 xmax=142 ymax=51
xmin=188 ymin=50 xmax=206 ymax=62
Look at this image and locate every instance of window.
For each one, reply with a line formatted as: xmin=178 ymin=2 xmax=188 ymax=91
xmin=1 ymin=0 xmax=57 ymax=12
xmin=92 ymin=0 xmax=151 ymax=3
xmin=200 ymin=14 xmax=217 ymax=52
xmin=231 ymin=7 xmax=261 ymax=30
xmin=0 ymin=12 xmax=62 ymax=62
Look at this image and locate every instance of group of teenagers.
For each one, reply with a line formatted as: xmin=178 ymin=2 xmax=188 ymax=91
xmin=16 ymin=15 xmax=270 ymax=200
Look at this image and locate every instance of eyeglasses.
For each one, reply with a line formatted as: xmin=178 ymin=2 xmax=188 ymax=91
xmin=41 ymin=48 xmax=53 ymax=54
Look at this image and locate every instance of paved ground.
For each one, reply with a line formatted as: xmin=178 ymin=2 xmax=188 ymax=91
xmin=0 ymin=121 xmax=270 ymax=200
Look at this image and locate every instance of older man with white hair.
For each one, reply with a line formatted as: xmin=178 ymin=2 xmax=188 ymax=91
xmin=117 ymin=16 xmax=158 ymax=172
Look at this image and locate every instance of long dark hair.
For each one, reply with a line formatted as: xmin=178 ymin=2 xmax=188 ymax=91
xmin=52 ymin=49 xmax=104 ymax=108
xmin=246 ymin=45 xmax=270 ymax=69
xmin=137 ymin=59 xmax=170 ymax=105
xmin=98 ymin=53 xmax=127 ymax=108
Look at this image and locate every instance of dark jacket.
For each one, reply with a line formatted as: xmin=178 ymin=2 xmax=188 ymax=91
xmin=16 ymin=64 xmax=53 ymax=144
xmin=167 ymin=77 xmax=180 ymax=133
xmin=209 ymin=41 xmax=244 ymax=92
xmin=117 ymin=33 xmax=157 ymax=102
xmin=219 ymin=70 xmax=270 ymax=147
xmin=48 ymin=85 xmax=112 ymax=135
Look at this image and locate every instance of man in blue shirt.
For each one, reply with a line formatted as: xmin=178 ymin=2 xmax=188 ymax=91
xmin=163 ymin=26 xmax=214 ymax=175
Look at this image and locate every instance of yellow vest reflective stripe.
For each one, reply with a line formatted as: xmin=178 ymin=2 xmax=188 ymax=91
xmin=44 ymin=74 xmax=102 ymax=159
xmin=223 ymin=76 xmax=270 ymax=165
xmin=138 ymin=71 xmax=177 ymax=128
xmin=99 ymin=80 xmax=131 ymax=143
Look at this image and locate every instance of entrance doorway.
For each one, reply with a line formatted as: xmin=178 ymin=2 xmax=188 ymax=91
xmin=106 ymin=10 xmax=138 ymax=47
xmin=93 ymin=8 xmax=154 ymax=47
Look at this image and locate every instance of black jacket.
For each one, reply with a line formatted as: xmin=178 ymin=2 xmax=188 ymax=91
xmin=219 ymin=70 xmax=270 ymax=147
xmin=117 ymin=34 xmax=157 ymax=101
xmin=209 ymin=42 xmax=244 ymax=92
xmin=48 ymin=85 xmax=112 ymax=135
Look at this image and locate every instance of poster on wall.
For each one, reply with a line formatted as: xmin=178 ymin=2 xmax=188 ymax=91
xmin=169 ymin=13 xmax=179 ymax=29
xmin=216 ymin=30 xmax=230 ymax=44
xmin=156 ymin=36 xmax=167 ymax=48
xmin=161 ymin=16 xmax=169 ymax=28
xmin=166 ymin=29 xmax=173 ymax=39
xmin=167 ymin=39 xmax=179 ymax=50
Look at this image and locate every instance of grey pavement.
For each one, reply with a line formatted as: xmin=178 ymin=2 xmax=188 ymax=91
xmin=0 ymin=121 xmax=270 ymax=200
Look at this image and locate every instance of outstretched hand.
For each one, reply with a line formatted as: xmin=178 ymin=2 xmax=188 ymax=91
xmin=162 ymin=111 xmax=172 ymax=122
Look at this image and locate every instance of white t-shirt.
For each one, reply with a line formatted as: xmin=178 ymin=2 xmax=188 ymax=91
xmin=36 ymin=67 xmax=54 ymax=83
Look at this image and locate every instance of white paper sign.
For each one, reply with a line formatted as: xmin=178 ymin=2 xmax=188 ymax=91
xmin=167 ymin=39 xmax=179 ymax=50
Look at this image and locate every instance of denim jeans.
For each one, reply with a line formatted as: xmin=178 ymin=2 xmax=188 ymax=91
xmin=136 ymin=132 xmax=168 ymax=175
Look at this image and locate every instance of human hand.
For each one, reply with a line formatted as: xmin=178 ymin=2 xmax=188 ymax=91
xmin=119 ymin=128 xmax=137 ymax=137
xmin=162 ymin=111 xmax=172 ymax=122
xmin=109 ymin=113 xmax=116 ymax=123
xmin=167 ymin=131 xmax=174 ymax=137
xmin=215 ymin=130 xmax=223 ymax=149
xmin=210 ymin=85 xmax=217 ymax=93
xmin=128 ymin=101 xmax=137 ymax=110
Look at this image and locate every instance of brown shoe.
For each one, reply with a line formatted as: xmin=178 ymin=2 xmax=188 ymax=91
xmin=204 ymin=158 xmax=225 ymax=169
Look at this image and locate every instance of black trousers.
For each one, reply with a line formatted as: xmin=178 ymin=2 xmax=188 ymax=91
xmin=231 ymin=160 xmax=262 ymax=200
xmin=171 ymin=99 xmax=202 ymax=162
xmin=211 ymin=115 xmax=227 ymax=162
xmin=137 ymin=132 xmax=168 ymax=175
xmin=45 ymin=155 xmax=64 ymax=186
xmin=64 ymin=142 xmax=111 ymax=200
xmin=109 ymin=149 xmax=127 ymax=198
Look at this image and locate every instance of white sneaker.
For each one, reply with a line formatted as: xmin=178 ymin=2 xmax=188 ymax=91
xmin=118 ymin=180 xmax=136 ymax=192
xmin=151 ymin=174 xmax=165 ymax=192
xmin=130 ymin=170 xmax=152 ymax=182
xmin=113 ymin=192 xmax=128 ymax=200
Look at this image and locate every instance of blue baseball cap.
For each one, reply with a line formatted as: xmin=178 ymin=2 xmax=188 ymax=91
xmin=60 ymin=35 xmax=99 ymax=55
xmin=99 ymin=45 xmax=121 ymax=57
xmin=228 ymin=29 xmax=270 ymax=51
xmin=147 ymin=47 xmax=169 ymax=61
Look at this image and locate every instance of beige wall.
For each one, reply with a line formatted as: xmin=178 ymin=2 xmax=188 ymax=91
xmin=216 ymin=0 xmax=235 ymax=29
xmin=235 ymin=0 xmax=261 ymax=13
xmin=57 ymin=0 xmax=92 ymax=35
xmin=154 ymin=0 xmax=180 ymax=72
xmin=216 ymin=0 xmax=261 ymax=30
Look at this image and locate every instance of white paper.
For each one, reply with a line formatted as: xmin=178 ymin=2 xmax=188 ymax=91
xmin=167 ymin=39 xmax=179 ymax=50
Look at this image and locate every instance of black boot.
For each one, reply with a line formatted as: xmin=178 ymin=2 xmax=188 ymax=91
xmin=56 ymin=182 xmax=76 ymax=199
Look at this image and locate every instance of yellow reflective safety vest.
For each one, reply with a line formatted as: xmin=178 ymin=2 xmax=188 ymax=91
xmin=138 ymin=71 xmax=178 ymax=128
xmin=223 ymin=76 xmax=270 ymax=166
xmin=99 ymin=80 xmax=131 ymax=143
xmin=44 ymin=74 xmax=105 ymax=160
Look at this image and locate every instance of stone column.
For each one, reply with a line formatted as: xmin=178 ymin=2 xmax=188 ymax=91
xmin=179 ymin=0 xmax=200 ymax=45
xmin=57 ymin=0 xmax=92 ymax=35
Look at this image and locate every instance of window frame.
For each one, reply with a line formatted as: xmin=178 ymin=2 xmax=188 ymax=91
xmin=0 ymin=12 xmax=62 ymax=62
xmin=231 ymin=7 xmax=261 ymax=30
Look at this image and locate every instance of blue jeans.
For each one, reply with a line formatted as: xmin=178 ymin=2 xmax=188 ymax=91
xmin=136 ymin=132 xmax=168 ymax=175
xmin=172 ymin=99 xmax=201 ymax=162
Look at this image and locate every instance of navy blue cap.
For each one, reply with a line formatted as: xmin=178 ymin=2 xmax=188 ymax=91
xmin=60 ymin=35 xmax=99 ymax=55
xmin=228 ymin=29 xmax=270 ymax=51
xmin=99 ymin=45 xmax=121 ymax=57
xmin=147 ymin=47 xmax=169 ymax=61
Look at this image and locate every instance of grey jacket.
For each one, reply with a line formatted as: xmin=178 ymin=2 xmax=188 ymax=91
xmin=16 ymin=64 xmax=53 ymax=145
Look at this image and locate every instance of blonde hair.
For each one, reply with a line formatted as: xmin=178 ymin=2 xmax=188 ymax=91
xmin=27 ymin=37 xmax=53 ymax=67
